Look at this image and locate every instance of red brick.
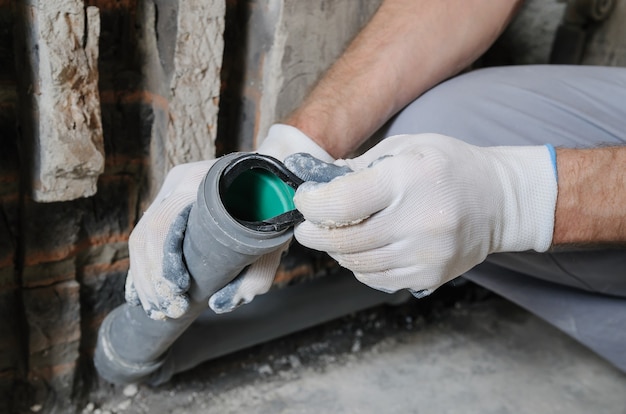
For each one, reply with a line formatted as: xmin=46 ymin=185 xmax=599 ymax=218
xmin=0 ymin=290 xmax=21 ymax=372
xmin=29 ymin=343 xmax=80 ymax=372
xmin=0 ymin=200 xmax=15 ymax=291
xmin=21 ymin=200 xmax=82 ymax=267
xmin=22 ymin=281 xmax=81 ymax=355
xmin=0 ymin=267 xmax=15 ymax=292
xmin=0 ymin=370 xmax=16 ymax=414
xmin=99 ymin=89 xmax=168 ymax=110
xmin=22 ymin=259 xmax=75 ymax=289
xmin=26 ymin=362 xmax=77 ymax=414
xmin=28 ymin=361 xmax=76 ymax=381
xmin=86 ymin=0 xmax=138 ymax=11
xmin=77 ymin=258 xmax=128 ymax=353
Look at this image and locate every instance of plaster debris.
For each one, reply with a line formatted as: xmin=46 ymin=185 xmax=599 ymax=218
xmin=116 ymin=399 xmax=131 ymax=411
xmin=351 ymin=339 xmax=362 ymax=353
xmin=257 ymin=364 xmax=274 ymax=376
xmin=82 ymin=402 xmax=95 ymax=413
xmin=30 ymin=404 xmax=42 ymax=412
xmin=288 ymin=354 xmax=302 ymax=369
xmin=122 ymin=383 xmax=139 ymax=397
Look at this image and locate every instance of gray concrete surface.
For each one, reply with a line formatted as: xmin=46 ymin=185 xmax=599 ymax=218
xmin=84 ymin=289 xmax=626 ymax=414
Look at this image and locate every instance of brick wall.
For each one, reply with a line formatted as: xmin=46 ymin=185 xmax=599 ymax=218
xmin=0 ymin=0 xmax=25 ymax=411
xmin=0 ymin=1 xmax=224 ymax=412
xmin=2 ymin=2 xmax=136 ymax=412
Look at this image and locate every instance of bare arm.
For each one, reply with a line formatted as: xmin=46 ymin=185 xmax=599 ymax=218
xmin=285 ymin=0 xmax=522 ymax=158
xmin=554 ymin=147 xmax=626 ymax=245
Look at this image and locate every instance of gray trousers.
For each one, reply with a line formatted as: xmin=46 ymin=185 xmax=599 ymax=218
xmin=384 ymin=65 xmax=626 ymax=372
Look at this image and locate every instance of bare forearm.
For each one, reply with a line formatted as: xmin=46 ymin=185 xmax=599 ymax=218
xmin=554 ymin=147 xmax=626 ymax=245
xmin=286 ymin=0 xmax=521 ymax=158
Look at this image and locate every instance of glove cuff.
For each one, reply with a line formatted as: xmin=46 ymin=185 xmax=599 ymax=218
xmin=488 ymin=145 xmax=558 ymax=253
xmin=257 ymin=124 xmax=334 ymax=163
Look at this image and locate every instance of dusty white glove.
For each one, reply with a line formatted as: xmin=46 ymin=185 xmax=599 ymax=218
xmin=289 ymin=134 xmax=557 ymax=297
xmin=124 ymin=124 xmax=332 ymax=319
xmin=208 ymin=124 xmax=333 ymax=313
xmin=125 ymin=160 xmax=215 ymax=319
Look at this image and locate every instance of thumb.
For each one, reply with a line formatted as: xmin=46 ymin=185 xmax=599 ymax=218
xmin=284 ymin=153 xmax=352 ymax=183
xmin=294 ymin=159 xmax=395 ymax=229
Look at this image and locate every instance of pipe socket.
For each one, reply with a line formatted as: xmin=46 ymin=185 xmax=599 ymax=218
xmin=95 ymin=153 xmax=294 ymax=384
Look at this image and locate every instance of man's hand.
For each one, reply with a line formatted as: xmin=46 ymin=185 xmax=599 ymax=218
xmin=125 ymin=160 xmax=215 ymax=320
xmin=125 ymin=124 xmax=334 ymax=319
xmin=288 ymin=134 xmax=557 ymax=297
xmin=207 ymin=124 xmax=333 ymax=313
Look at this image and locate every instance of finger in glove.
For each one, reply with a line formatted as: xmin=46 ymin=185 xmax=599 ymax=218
xmin=208 ymin=240 xmax=290 ymax=314
xmin=161 ymin=204 xmax=193 ymax=295
xmin=284 ymin=152 xmax=352 ymax=183
xmin=124 ymin=270 xmax=140 ymax=306
xmin=150 ymin=204 xmax=193 ymax=318
xmin=293 ymin=160 xmax=395 ymax=229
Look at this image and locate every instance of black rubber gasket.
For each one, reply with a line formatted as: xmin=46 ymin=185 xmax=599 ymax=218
xmin=220 ymin=153 xmax=305 ymax=232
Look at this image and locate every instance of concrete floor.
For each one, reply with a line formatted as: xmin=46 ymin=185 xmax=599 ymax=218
xmin=85 ymin=287 xmax=626 ymax=414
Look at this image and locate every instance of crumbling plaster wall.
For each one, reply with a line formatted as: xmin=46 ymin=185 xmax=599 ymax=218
xmin=14 ymin=1 xmax=104 ymax=203
xmin=259 ymin=0 xmax=382 ymax=145
xmin=583 ymin=0 xmax=626 ymax=66
xmin=216 ymin=0 xmax=382 ymax=154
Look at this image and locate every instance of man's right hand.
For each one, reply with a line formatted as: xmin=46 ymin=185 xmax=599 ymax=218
xmin=289 ymin=134 xmax=558 ymax=297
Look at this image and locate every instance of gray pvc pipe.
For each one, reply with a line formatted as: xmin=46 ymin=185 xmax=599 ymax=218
xmin=148 ymin=270 xmax=411 ymax=385
xmin=95 ymin=153 xmax=293 ymax=384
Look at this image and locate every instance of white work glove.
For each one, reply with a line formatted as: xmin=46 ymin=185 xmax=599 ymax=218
xmin=125 ymin=160 xmax=215 ymax=320
xmin=208 ymin=125 xmax=333 ymax=313
xmin=288 ymin=134 xmax=558 ymax=298
xmin=125 ymin=124 xmax=333 ymax=319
